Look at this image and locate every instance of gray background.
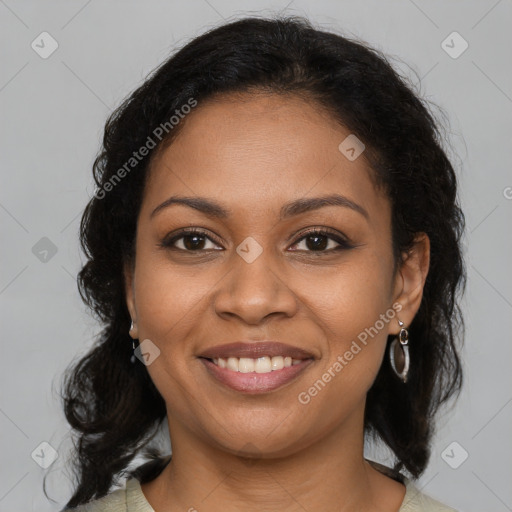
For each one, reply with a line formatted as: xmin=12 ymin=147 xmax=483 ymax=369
xmin=1 ymin=1 xmax=511 ymax=511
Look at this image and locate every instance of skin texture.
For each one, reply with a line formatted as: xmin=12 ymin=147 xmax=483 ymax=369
xmin=125 ymin=92 xmax=430 ymax=512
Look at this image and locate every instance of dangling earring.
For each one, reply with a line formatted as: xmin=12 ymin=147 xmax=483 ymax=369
xmin=389 ymin=319 xmax=410 ymax=383
xmin=129 ymin=320 xmax=138 ymax=364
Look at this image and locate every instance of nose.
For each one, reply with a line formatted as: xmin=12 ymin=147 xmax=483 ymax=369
xmin=213 ymin=244 xmax=298 ymax=325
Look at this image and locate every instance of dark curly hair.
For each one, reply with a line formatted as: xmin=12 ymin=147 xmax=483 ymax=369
xmin=59 ymin=15 xmax=465 ymax=509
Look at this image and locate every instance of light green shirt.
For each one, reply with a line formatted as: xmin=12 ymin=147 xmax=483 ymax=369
xmin=69 ymin=476 xmax=458 ymax=511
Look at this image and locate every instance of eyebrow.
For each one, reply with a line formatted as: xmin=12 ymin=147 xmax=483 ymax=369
xmin=150 ymin=194 xmax=369 ymax=221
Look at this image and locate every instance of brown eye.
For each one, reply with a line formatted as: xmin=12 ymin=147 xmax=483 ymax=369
xmin=179 ymin=233 xmax=208 ymax=251
xmin=289 ymin=229 xmax=353 ymax=253
xmin=160 ymin=229 xmax=223 ymax=252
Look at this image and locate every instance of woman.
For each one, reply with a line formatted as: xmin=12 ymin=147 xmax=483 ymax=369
xmin=60 ymin=15 xmax=465 ymax=512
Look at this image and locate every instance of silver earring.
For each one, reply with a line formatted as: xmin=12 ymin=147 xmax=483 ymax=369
xmin=129 ymin=320 xmax=138 ymax=364
xmin=389 ymin=319 xmax=410 ymax=383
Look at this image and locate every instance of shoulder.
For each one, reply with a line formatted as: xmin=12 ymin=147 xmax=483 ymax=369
xmin=400 ymin=477 xmax=458 ymax=512
xmin=366 ymin=460 xmax=458 ymax=512
xmin=64 ymin=486 xmax=126 ymax=512
xmin=64 ymin=478 xmax=154 ymax=512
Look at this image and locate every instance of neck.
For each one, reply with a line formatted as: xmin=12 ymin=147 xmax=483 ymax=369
xmin=140 ymin=405 xmax=405 ymax=512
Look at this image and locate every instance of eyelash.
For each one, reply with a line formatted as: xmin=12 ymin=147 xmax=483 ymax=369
xmin=158 ymin=227 xmax=354 ymax=254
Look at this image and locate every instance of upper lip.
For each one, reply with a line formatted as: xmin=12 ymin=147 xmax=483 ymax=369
xmin=198 ymin=341 xmax=315 ymax=360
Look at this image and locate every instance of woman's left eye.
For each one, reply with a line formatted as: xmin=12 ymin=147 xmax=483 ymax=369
xmin=289 ymin=229 xmax=351 ymax=253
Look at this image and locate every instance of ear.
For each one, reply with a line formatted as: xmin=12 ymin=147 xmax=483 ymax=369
xmin=124 ymin=260 xmax=139 ymax=339
xmin=391 ymin=233 xmax=430 ymax=332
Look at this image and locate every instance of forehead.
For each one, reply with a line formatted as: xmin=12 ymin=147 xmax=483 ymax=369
xmin=142 ymin=92 xmax=389 ymax=224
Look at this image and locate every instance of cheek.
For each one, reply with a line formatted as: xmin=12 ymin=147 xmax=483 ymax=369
xmin=132 ymin=247 xmax=211 ymax=356
xmin=295 ymin=254 xmax=394 ymax=380
xmin=132 ymin=256 xmax=205 ymax=408
xmin=298 ymin=254 xmax=394 ymax=330
xmin=293 ymin=270 xmax=393 ymax=424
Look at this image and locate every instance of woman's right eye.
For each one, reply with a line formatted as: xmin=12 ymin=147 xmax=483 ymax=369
xmin=159 ymin=229 xmax=223 ymax=252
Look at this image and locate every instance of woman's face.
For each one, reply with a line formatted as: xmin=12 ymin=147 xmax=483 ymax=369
xmin=125 ymin=92 xmax=423 ymax=458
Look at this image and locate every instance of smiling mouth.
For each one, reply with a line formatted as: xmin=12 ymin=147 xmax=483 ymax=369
xmin=202 ymin=355 xmax=308 ymax=373
xmin=199 ymin=356 xmax=314 ymax=394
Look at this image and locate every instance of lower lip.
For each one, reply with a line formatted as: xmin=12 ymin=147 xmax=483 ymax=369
xmin=199 ymin=357 xmax=314 ymax=394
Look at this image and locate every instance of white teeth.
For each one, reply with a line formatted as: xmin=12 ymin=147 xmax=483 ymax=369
xmin=255 ymin=356 xmax=271 ymax=373
xmin=271 ymin=356 xmax=284 ymax=370
xmin=239 ymin=357 xmax=255 ymax=373
xmin=211 ymin=355 xmax=305 ymax=373
xmin=226 ymin=357 xmax=239 ymax=372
